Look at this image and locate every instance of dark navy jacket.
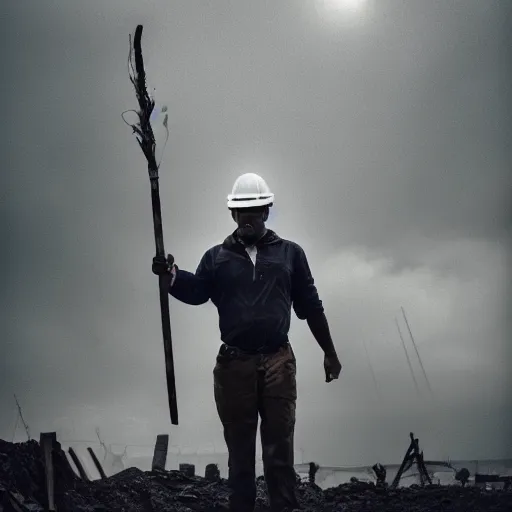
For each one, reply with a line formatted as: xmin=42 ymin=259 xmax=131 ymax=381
xmin=170 ymin=230 xmax=324 ymax=352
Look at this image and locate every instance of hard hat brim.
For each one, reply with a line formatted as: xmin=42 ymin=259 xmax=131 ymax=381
xmin=227 ymin=194 xmax=274 ymax=209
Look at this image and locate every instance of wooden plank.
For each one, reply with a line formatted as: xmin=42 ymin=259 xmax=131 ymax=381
xmin=40 ymin=432 xmax=57 ymax=511
xmin=68 ymin=447 xmax=90 ymax=481
xmin=390 ymin=434 xmax=415 ymax=488
xmin=179 ymin=463 xmax=195 ymax=477
xmin=205 ymin=463 xmax=220 ymax=481
xmin=87 ymin=447 xmax=107 ymax=480
xmin=151 ymin=434 xmax=169 ymax=471
xmin=416 ymin=450 xmax=432 ymax=486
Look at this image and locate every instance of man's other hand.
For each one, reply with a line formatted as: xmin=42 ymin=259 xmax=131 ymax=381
xmin=324 ymin=353 xmax=342 ymax=383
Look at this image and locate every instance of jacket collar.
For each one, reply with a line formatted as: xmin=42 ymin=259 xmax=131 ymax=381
xmin=222 ymin=229 xmax=281 ymax=251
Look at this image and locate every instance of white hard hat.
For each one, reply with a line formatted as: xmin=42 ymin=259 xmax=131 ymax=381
xmin=227 ymin=173 xmax=274 ymax=209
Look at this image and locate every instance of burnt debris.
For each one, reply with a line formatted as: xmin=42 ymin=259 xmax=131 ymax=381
xmin=1 ymin=438 xmax=511 ymax=511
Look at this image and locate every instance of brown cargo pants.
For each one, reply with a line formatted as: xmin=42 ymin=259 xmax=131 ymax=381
xmin=213 ymin=343 xmax=299 ymax=512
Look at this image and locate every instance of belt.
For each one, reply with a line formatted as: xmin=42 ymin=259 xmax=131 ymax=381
xmin=219 ymin=342 xmax=287 ymax=359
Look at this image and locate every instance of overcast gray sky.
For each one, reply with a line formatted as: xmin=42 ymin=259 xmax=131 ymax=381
xmin=2 ymin=0 xmax=511 ymax=468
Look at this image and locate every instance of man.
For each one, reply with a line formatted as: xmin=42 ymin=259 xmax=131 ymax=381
xmin=152 ymin=173 xmax=342 ymax=512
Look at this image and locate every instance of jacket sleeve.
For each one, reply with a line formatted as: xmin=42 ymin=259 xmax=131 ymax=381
xmin=169 ymin=250 xmax=214 ymax=305
xmin=291 ymin=244 xmax=324 ymax=320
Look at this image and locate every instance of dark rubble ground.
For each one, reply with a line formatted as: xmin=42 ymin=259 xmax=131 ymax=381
xmin=1 ymin=440 xmax=511 ymax=512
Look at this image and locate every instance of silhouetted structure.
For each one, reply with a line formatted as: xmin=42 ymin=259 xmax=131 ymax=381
xmin=308 ymin=462 xmax=319 ymax=485
xmin=455 ymin=468 xmax=470 ymax=487
xmin=372 ymin=462 xmax=387 ymax=486
xmin=87 ymin=447 xmax=107 ymax=479
xmin=151 ymin=434 xmax=169 ymax=471
xmin=205 ymin=463 xmax=221 ymax=481
xmin=68 ymin=447 xmax=90 ymax=481
xmin=391 ymin=433 xmax=432 ymax=488
xmin=179 ymin=463 xmax=195 ymax=477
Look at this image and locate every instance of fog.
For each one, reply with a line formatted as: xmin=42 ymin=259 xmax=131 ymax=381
xmin=2 ymin=0 xmax=510 ymax=468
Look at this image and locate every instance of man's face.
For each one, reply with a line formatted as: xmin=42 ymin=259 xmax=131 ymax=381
xmin=231 ymin=206 xmax=269 ymax=244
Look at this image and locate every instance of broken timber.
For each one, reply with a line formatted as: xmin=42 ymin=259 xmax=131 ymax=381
xmin=13 ymin=394 xmax=30 ymax=441
xmin=68 ymin=447 xmax=90 ymax=481
xmin=391 ymin=432 xmax=432 ymax=489
xmin=40 ymin=432 xmax=57 ymax=511
xmin=179 ymin=463 xmax=195 ymax=477
xmin=205 ymin=463 xmax=220 ymax=481
xmin=151 ymin=434 xmax=169 ymax=471
xmin=127 ymin=24 xmax=179 ymax=425
xmin=87 ymin=447 xmax=107 ymax=479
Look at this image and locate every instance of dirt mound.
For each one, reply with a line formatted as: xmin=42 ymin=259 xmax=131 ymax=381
xmin=1 ymin=440 xmax=511 ymax=511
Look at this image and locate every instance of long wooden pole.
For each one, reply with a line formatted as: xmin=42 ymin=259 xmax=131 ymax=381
xmin=130 ymin=25 xmax=178 ymax=425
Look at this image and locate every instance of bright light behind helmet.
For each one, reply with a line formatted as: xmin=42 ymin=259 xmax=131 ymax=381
xmin=315 ymin=0 xmax=372 ymax=27
xmin=322 ymin=0 xmax=367 ymax=13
